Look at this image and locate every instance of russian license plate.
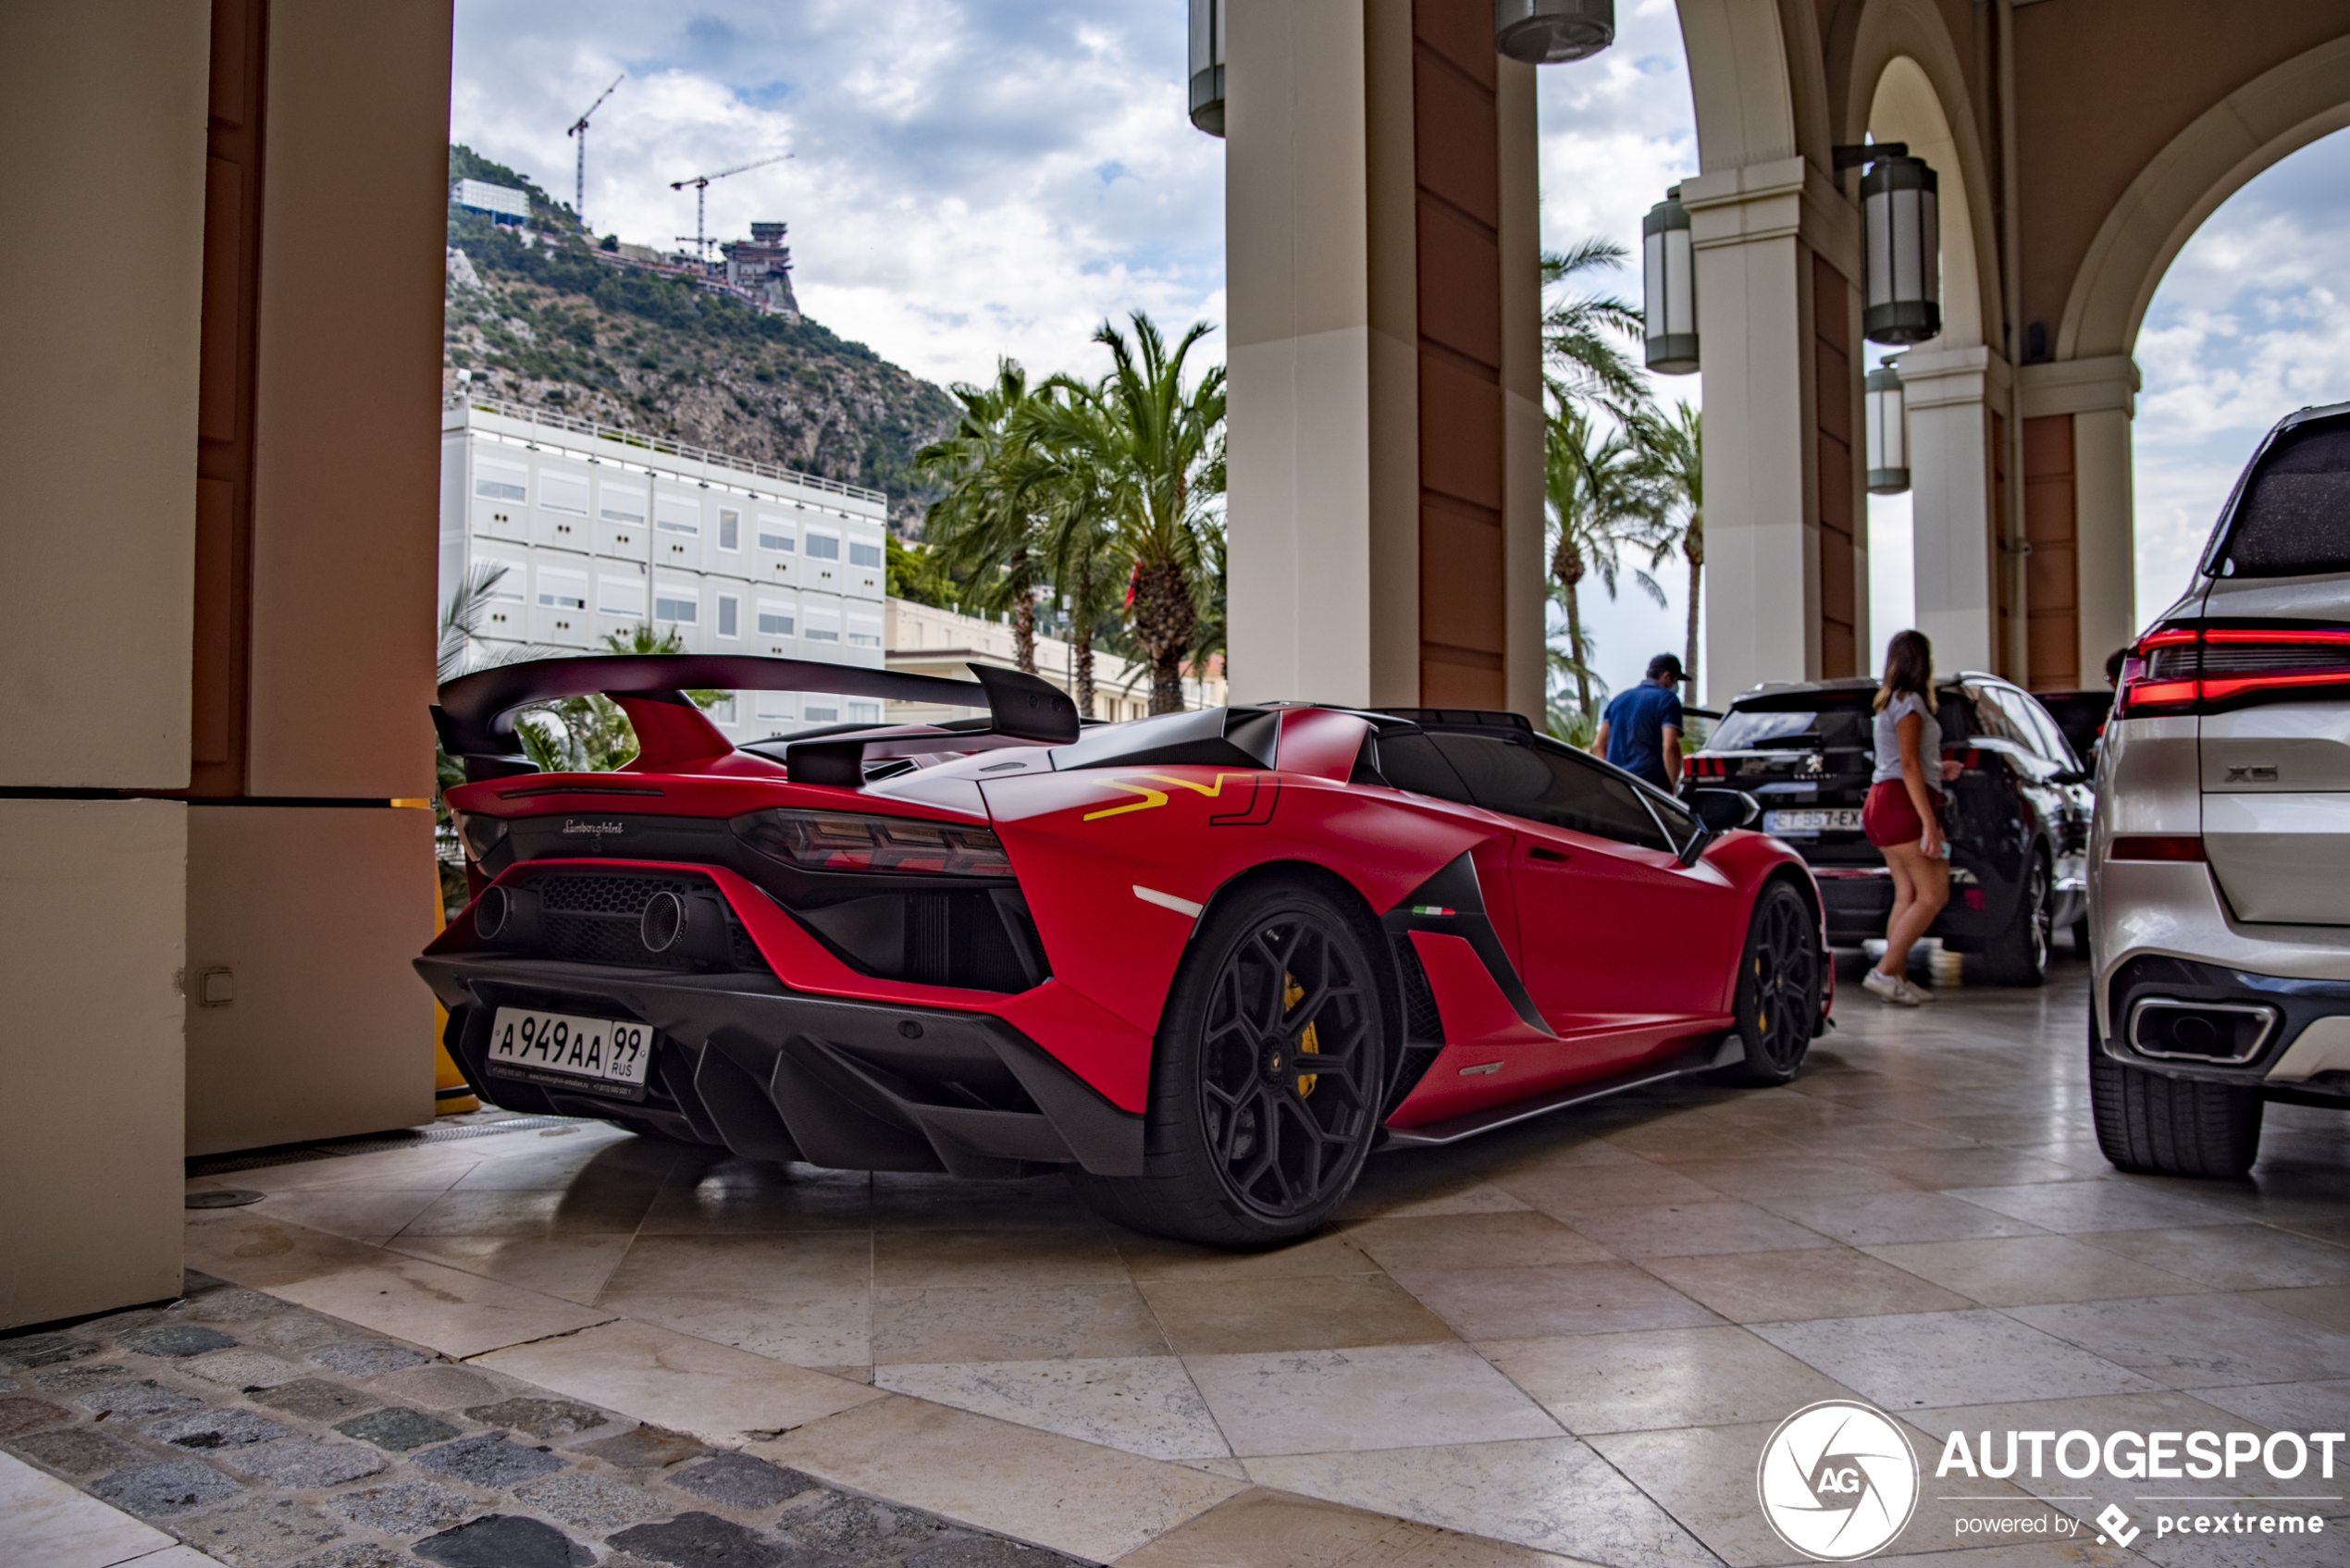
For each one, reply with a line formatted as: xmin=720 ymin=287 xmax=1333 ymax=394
xmin=484 ymin=1007 xmax=654 ymax=1100
xmin=1765 ymin=808 xmax=1863 ymax=835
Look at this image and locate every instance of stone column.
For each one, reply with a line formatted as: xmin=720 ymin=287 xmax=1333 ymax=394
xmin=1899 ymin=344 xmax=2010 ymax=675
xmin=1226 ymin=0 xmax=1542 ymax=712
xmin=2021 ymin=354 xmax=2140 ymax=682
xmin=1686 ymin=157 xmax=1865 ymax=698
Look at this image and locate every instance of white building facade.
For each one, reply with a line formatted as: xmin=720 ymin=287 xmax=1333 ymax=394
xmin=439 ymin=396 xmax=889 ymax=742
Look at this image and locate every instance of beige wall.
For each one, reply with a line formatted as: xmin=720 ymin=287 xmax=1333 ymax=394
xmin=0 ymin=1 xmax=209 ymax=789
xmin=0 ymin=800 xmax=190 ymax=1326
xmin=246 ymin=0 xmax=450 ymax=799
xmin=186 ymin=807 xmax=439 ymax=1156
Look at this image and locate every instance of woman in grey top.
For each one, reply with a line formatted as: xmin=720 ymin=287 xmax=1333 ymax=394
xmin=1861 ymin=630 xmax=1961 ymax=1006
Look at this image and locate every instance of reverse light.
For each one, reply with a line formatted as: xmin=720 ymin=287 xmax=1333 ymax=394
xmin=2109 ymin=836 xmax=2205 ymax=862
xmin=2115 ymin=623 xmax=2350 ymax=718
xmin=731 ymin=809 xmax=1013 ymax=877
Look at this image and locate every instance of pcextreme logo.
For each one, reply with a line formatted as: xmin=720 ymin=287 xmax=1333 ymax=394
xmin=1756 ymin=1400 xmax=1922 ymax=1561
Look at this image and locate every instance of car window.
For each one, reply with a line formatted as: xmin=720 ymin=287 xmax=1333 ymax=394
xmin=1373 ymin=731 xmax=1476 ymax=807
xmin=1707 ymin=704 xmax=1870 ymax=752
xmin=2016 ymin=695 xmax=2076 ymax=768
xmin=2213 ymin=418 xmax=2350 ymax=578
xmin=1427 ymin=734 xmax=1672 ymax=851
xmin=1967 ymin=686 xmax=2033 ymax=752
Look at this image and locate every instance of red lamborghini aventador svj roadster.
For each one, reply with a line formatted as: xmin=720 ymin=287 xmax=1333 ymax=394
xmin=418 ymin=656 xmax=1829 ymax=1245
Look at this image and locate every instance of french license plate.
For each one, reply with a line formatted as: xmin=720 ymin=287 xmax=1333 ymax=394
xmin=1765 ymin=808 xmax=1862 ymax=835
xmin=484 ymin=1007 xmax=654 ymax=1100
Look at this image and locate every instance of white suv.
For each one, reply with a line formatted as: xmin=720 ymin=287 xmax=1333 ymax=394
xmin=2090 ymin=400 xmax=2350 ymax=1177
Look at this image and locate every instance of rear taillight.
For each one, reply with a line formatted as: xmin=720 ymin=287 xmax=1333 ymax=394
xmin=1685 ymin=755 xmax=1728 ymax=778
xmin=731 ymin=809 xmax=1012 ymax=877
xmin=2109 ymin=835 xmax=2205 ymax=862
xmin=2114 ymin=623 xmax=2350 ymax=718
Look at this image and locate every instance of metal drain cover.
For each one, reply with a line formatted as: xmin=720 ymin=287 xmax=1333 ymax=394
xmin=186 ymin=1189 xmax=266 ymax=1209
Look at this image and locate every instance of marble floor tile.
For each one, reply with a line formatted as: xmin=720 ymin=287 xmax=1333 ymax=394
xmin=192 ymin=1217 xmax=610 ymax=1358
xmin=1597 ymin=1120 xmax=1815 ymax=1163
xmin=1112 ymin=1230 xmax=1379 ymax=1281
xmin=381 ymin=1234 xmax=631 ymax=1304
xmin=1758 ymin=1191 xmax=2048 ymax=1247
xmin=1860 ymin=1235 xmax=2209 ymax=1307
xmin=752 ymin=1393 xmax=1243 ymax=1562
xmin=1184 ymin=1343 xmax=1560 ymax=1456
xmin=242 ymin=1189 xmax=451 ymax=1246
xmin=1638 ymin=1248 xmax=1974 ymax=1323
xmin=2181 ymin=1375 xmax=2350 ymax=1434
xmin=601 ymin=1230 xmax=871 ymax=1296
xmin=1487 ymin=1162 xmax=1725 ymax=1215
xmin=636 ymin=1166 xmax=875 ymax=1233
xmin=1336 ymin=1180 xmax=1540 ymax=1224
xmin=1751 ymin=1309 xmax=2162 ymax=1408
xmin=2003 ymin=1292 xmax=2350 ymax=1389
xmin=2242 ymin=1282 xmax=2350 ymax=1332
xmin=1244 ymin=1435 xmax=1720 ymax=1568
xmin=1946 ymin=1183 xmax=2245 ymax=1234
xmin=1111 ymin=1486 xmax=1590 ymax=1568
xmin=872 ymin=1282 xmax=1169 ymax=1364
xmin=1140 ymin=1274 xmax=1455 ymax=1356
xmin=1665 ymin=1156 xmax=1920 ymax=1201
xmin=596 ymin=1286 xmax=871 ymax=1368
xmin=0 ymin=1449 xmax=179 ymax=1568
xmin=470 ymin=1316 xmax=882 ymax=1444
xmin=1563 ymin=1201 xmax=1829 ymax=1260
xmin=2072 ymin=1225 xmax=2350 ymax=1290
xmin=872 ymin=1228 xmax=1132 ymax=1289
xmin=875 ymin=1356 xmax=1228 ymax=1462
xmin=1344 ymin=1212 xmax=1614 ymax=1274
xmin=1390 ymin=1263 xmax=1719 ymax=1340
xmin=867 ymin=1172 xmax=1101 ymax=1230
xmin=390 ymin=1182 xmax=659 ymax=1239
xmin=1900 ymin=1388 xmax=2300 ymax=1502
xmin=1482 ymin=1326 xmax=1857 ymax=1434
xmin=1837 ymin=1145 xmax=2108 ymax=1191
xmin=1589 ymin=1421 xmax=2041 ymax=1568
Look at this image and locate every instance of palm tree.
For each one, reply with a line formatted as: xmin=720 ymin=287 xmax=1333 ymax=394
xmin=915 ymin=361 xmax=1049 ymax=674
xmin=1542 ymin=239 xmax=1647 ymax=414
xmin=1630 ymin=401 xmax=1703 ymax=701
xmin=1547 ymin=402 xmax=1666 ymax=722
xmin=1029 ymin=313 xmax=1225 ymax=713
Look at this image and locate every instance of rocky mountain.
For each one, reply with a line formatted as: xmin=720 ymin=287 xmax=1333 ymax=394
xmin=443 ymin=146 xmax=957 ymax=530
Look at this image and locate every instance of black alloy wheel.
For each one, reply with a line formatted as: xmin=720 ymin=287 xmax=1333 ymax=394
xmin=1718 ymin=880 xmax=1822 ymax=1086
xmin=1067 ymin=878 xmax=1388 ymax=1246
xmin=1985 ymin=851 xmax=2052 ymax=987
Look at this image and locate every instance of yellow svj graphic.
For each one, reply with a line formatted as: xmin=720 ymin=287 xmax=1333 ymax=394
xmin=1082 ymin=772 xmax=1258 ymax=822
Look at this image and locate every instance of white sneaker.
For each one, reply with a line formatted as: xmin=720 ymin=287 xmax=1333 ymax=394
xmin=1863 ymin=968 xmax=1924 ymax=1006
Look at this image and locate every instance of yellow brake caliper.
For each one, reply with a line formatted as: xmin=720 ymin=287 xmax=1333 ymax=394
xmin=1285 ymin=974 xmax=1319 ymax=1096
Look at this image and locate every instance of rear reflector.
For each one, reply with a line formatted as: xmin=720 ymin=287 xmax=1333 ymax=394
xmin=2108 ymin=835 xmax=2205 ymax=862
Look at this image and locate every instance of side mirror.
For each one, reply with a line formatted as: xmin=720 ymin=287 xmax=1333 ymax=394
xmin=1677 ymin=787 xmax=1760 ymax=865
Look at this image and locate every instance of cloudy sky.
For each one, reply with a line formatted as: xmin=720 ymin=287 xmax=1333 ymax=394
xmin=450 ymin=0 xmax=2348 ymax=706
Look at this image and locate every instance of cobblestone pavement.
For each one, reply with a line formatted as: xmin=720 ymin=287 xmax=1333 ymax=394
xmin=8 ymin=953 xmax=2350 ymax=1566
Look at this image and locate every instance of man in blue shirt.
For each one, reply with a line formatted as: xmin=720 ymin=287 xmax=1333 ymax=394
xmin=1593 ymin=653 xmax=1686 ymax=791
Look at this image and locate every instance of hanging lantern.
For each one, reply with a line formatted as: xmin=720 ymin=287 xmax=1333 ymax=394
xmin=1495 ymin=0 xmax=1614 ymax=62
xmin=1862 ymin=154 xmax=1940 ymax=344
xmin=1188 ymin=0 xmax=1225 ymax=136
xmin=1642 ymin=187 xmax=1698 ymax=375
xmin=1866 ymin=364 xmax=1911 ymax=494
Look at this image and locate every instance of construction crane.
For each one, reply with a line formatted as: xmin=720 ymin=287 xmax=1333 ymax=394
xmin=670 ymin=153 xmax=793 ymax=264
xmin=565 ymin=74 xmax=624 ymax=231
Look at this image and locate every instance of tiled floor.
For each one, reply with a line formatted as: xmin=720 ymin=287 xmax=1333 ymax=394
xmin=14 ymin=951 xmax=2350 ymax=1565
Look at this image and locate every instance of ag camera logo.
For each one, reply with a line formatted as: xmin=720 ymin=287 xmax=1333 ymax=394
xmin=1757 ymin=1400 xmax=1921 ymax=1560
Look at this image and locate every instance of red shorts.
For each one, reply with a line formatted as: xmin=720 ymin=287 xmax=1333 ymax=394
xmin=1862 ymin=780 xmax=1940 ymax=848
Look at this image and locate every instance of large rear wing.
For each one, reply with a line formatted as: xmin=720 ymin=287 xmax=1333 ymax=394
xmin=433 ymin=654 xmax=1079 ymax=784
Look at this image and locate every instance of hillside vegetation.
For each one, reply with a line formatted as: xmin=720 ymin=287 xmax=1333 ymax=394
xmin=443 ymin=145 xmax=956 ymax=526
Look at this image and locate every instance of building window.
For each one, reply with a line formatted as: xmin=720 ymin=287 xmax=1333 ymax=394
xmin=757 ymin=608 xmax=795 ymax=636
xmin=849 ymin=540 xmax=883 ymax=568
xmin=754 ymin=691 xmax=795 ymax=721
xmin=847 ymin=618 xmax=882 ymax=648
xmin=539 ymin=475 xmax=589 ymax=514
xmin=848 ymin=701 xmax=881 ymax=724
xmin=654 ymin=588 xmax=698 ymax=623
xmin=717 ymin=595 xmax=738 ymax=637
xmin=802 ymin=615 xmax=840 ymax=643
xmin=804 ymin=704 xmax=839 ymax=723
xmin=475 ymin=463 xmax=527 ymax=502
xmin=599 ymin=575 xmax=643 ymax=617
xmin=758 ymin=520 xmax=796 ymax=553
xmin=717 ymin=508 xmax=741 ymax=550
xmin=537 ymin=572 xmax=588 ymax=611
xmin=655 ymin=500 xmax=700 ymax=537
xmin=706 ymin=695 xmax=736 ymax=723
xmin=600 ymin=488 xmax=645 ymax=524
xmin=804 ymin=531 xmax=841 ymax=561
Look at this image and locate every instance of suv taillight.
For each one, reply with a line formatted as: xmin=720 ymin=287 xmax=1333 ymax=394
xmin=2114 ymin=623 xmax=2350 ymax=718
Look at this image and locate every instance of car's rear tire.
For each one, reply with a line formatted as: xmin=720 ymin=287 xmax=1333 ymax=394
xmin=1717 ymin=880 xmax=1822 ymax=1086
xmin=1983 ymin=850 xmax=2052 ymax=987
xmin=1066 ymin=877 xmax=1388 ymax=1247
xmin=2089 ymin=1017 xmax=2263 ymax=1178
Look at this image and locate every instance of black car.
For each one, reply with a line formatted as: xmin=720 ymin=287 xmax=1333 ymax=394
xmin=1686 ymin=674 xmax=2095 ymax=984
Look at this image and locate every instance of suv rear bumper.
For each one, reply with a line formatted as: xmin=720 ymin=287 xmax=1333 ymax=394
xmin=414 ymin=954 xmax=1144 ymax=1179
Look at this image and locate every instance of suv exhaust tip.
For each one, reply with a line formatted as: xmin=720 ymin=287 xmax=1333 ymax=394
xmin=2129 ymin=997 xmax=2278 ymax=1064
